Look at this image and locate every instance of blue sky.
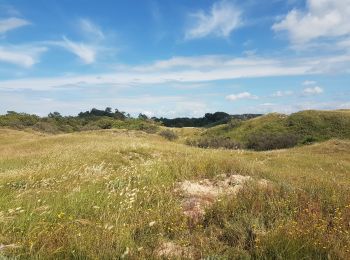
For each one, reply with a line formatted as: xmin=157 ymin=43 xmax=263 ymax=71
xmin=0 ymin=0 xmax=349 ymax=117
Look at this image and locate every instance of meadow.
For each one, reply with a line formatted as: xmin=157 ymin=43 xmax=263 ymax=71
xmin=0 ymin=125 xmax=349 ymax=259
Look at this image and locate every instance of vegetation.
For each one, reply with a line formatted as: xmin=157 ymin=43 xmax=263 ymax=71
xmin=0 ymin=109 xmax=160 ymax=134
xmin=159 ymin=129 xmax=178 ymax=141
xmin=0 ymin=128 xmax=349 ymax=259
xmin=186 ymin=136 xmax=242 ymax=150
xmin=154 ymin=112 xmax=261 ymax=128
xmin=198 ymin=110 xmax=350 ymax=150
xmin=246 ymin=132 xmax=299 ymax=151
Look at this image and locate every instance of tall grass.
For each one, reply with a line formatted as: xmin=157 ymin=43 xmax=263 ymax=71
xmin=0 ymin=129 xmax=349 ymax=258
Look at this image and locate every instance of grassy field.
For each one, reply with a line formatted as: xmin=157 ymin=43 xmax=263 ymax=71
xmin=0 ymin=128 xmax=350 ymax=259
xmin=201 ymin=110 xmax=350 ymax=149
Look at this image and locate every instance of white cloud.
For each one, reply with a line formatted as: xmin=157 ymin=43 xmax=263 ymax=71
xmin=0 ymin=53 xmax=349 ymax=90
xmin=46 ymin=19 xmax=113 ymax=64
xmin=302 ymin=80 xmax=316 ymax=86
xmin=185 ymin=0 xmax=242 ymax=40
xmin=337 ymin=37 xmax=350 ymax=50
xmin=0 ymin=17 xmax=30 ymax=34
xmin=78 ymin=18 xmax=104 ymax=40
xmin=0 ymin=91 xmax=209 ymax=118
xmin=272 ymin=0 xmax=350 ymax=47
xmin=133 ymin=55 xmax=302 ymax=73
xmin=272 ymin=90 xmax=294 ymax=97
xmin=0 ymin=45 xmax=47 ymax=67
xmin=260 ymin=103 xmax=275 ymax=106
xmin=55 ymin=37 xmax=96 ymax=64
xmin=226 ymin=92 xmax=258 ymax=101
xmin=303 ymin=86 xmax=323 ymax=95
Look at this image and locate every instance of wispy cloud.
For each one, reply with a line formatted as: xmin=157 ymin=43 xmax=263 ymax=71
xmin=302 ymin=80 xmax=317 ymax=86
xmin=272 ymin=0 xmax=350 ymax=48
xmin=226 ymin=92 xmax=258 ymax=101
xmin=0 ymin=17 xmax=30 ymax=34
xmin=0 ymin=45 xmax=47 ymax=67
xmin=0 ymin=53 xmax=349 ymax=90
xmin=46 ymin=19 xmax=114 ymax=64
xmin=78 ymin=18 xmax=105 ymax=40
xmin=52 ymin=36 xmax=97 ymax=64
xmin=303 ymin=86 xmax=323 ymax=95
xmin=185 ymin=0 xmax=242 ymax=40
xmin=272 ymin=90 xmax=294 ymax=97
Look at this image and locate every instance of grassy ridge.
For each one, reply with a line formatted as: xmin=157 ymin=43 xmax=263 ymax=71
xmin=0 ymin=129 xmax=349 ymax=258
xmin=200 ymin=109 xmax=350 ymax=149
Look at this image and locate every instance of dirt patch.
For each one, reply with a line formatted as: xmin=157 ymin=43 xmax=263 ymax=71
xmin=156 ymin=175 xmax=270 ymax=258
xmin=156 ymin=242 xmax=194 ymax=259
xmin=177 ymin=174 xmax=267 ymax=223
xmin=0 ymin=243 xmax=20 ymax=251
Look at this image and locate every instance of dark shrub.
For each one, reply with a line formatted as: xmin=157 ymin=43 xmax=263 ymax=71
xmin=96 ymin=118 xmax=114 ymax=129
xmin=137 ymin=122 xmax=159 ymax=134
xmin=187 ymin=136 xmax=242 ymax=150
xmin=159 ymin=129 xmax=178 ymax=141
xmin=246 ymin=132 xmax=299 ymax=151
xmin=301 ymin=136 xmax=318 ymax=145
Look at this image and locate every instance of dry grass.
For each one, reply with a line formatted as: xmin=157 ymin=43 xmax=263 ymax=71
xmin=0 ymin=128 xmax=349 ymax=259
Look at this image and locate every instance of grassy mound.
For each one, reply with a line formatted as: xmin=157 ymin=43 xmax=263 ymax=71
xmin=195 ymin=110 xmax=350 ymax=150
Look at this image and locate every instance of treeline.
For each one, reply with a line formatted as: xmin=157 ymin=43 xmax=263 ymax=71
xmin=0 ymin=108 xmax=259 ymax=134
xmin=0 ymin=108 xmax=159 ymax=134
xmin=154 ymin=112 xmax=262 ymax=127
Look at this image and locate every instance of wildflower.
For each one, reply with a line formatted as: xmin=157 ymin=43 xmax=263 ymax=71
xmin=121 ymin=247 xmax=129 ymax=258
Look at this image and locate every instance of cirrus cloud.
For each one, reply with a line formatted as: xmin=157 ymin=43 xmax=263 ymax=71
xmin=0 ymin=17 xmax=30 ymax=34
xmin=0 ymin=45 xmax=47 ymax=68
xmin=185 ymin=0 xmax=242 ymax=40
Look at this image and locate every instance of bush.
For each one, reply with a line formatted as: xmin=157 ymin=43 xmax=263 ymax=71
xmin=0 ymin=112 xmax=39 ymax=129
xmin=137 ymin=122 xmax=159 ymax=134
xmin=96 ymin=118 xmax=114 ymax=129
xmin=301 ymin=136 xmax=318 ymax=145
xmin=33 ymin=122 xmax=60 ymax=134
xmin=246 ymin=132 xmax=299 ymax=151
xmin=159 ymin=129 xmax=178 ymax=141
xmin=187 ymin=136 xmax=242 ymax=150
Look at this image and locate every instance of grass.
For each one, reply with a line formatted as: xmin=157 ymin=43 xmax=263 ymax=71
xmin=0 ymin=128 xmax=349 ymax=259
xmin=202 ymin=110 xmax=350 ymax=149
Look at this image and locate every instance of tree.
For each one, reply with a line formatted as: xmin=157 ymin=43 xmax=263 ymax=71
xmin=48 ymin=112 xmax=62 ymax=118
xmin=138 ymin=113 xmax=148 ymax=120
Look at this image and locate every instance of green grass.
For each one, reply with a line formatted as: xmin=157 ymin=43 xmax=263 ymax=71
xmin=0 ymin=128 xmax=349 ymax=259
xmin=200 ymin=109 xmax=350 ymax=149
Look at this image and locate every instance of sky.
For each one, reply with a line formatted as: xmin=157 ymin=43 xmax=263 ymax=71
xmin=0 ymin=0 xmax=349 ymax=117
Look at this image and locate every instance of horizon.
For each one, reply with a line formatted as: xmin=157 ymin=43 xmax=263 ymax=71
xmin=1 ymin=0 xmax=350 ymax=117
xmin=3 ymin=107 xmax=349 ymax=120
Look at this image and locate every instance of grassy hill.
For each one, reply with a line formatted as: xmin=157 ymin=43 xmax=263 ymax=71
xmin=0 ymin=128 xmax=349 ymax=259
xmin=196 ymin=110 xmax=350 ymax=150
